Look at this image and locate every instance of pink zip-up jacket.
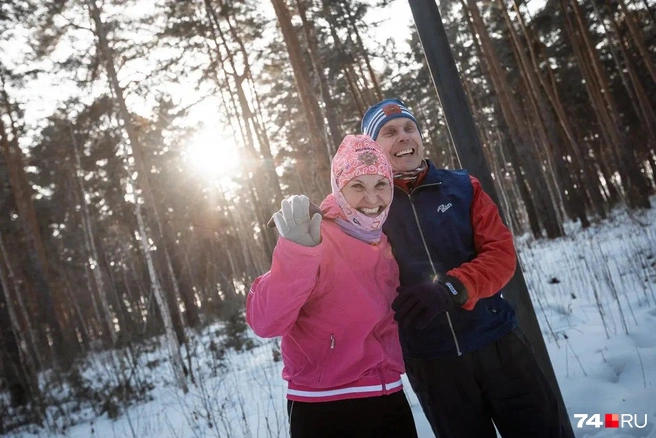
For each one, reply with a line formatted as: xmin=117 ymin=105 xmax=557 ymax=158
xmin=246 ymin=195 xmax=404 ymax=402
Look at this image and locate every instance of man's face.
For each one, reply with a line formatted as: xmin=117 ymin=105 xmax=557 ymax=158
xmin=375 ymin=118 xmax=424 ymax=172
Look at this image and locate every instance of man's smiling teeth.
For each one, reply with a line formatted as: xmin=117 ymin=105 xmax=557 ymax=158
xmin=359 ymin=207 xmax=380 ymax=215
xmin=394 ymin=148 xmax=414 ymax=157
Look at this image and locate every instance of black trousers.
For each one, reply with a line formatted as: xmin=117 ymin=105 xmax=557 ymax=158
xmin=405 ymin=328 xmax=563 ymax=438
xmin=287 ymin=390 xmax=418 ymax=438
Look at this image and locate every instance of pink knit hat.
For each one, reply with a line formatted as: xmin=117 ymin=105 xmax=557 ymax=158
xmin=330 ymin=135 xmax=393 ymax=233
xmin=332 ymin=135 xmax=393 ymax=190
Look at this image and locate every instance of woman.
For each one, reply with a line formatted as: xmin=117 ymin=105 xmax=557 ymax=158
xmin=246 ymin=135 xmax=417 ymax=438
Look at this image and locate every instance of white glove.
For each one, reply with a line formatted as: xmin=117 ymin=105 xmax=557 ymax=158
xmin=272 ymin=195 xmax=322 ymax=247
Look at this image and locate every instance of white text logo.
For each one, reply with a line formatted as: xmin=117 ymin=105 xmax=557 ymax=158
xmin=437 ymin=203 xmax=452 ymax=213
xmin=573 ymin=413 xmax=647 ymax=429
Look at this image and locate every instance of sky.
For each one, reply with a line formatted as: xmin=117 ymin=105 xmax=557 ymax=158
xmin=6 ymin=198 xmax=656 ymax=438
xmin=0 ymin=0 xmax=419 ymax=193
xmin=0 ymin=0 xmax=546 ymax=185
xmin=0 ymin=0 xmax=414 ymax=141
xmin=1 ymin=0 xmax=548 ymax=131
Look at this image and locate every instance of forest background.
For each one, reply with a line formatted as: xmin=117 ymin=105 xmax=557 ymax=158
xmin=0 ymin=0 xmax=655 ymax=434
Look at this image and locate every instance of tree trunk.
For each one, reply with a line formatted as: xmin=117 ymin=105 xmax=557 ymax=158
xmin=594 ymin=1 xmax=656 ymax=175
xmin=203 ymin=0 xmax=284 ymax=260
xmin=561 ymin=1 xmax=627 ymax=207
xmin=339 ymin=1 xmax=384 ymax=102
xmin=87 ymin=0 xmax=188 ymax=392
xmin=206 ymin=53 xmax=278 ymax=256
xmin=163 ymin=230 xmax=200 ymax=329
xmin=270 ymin=0 xmax=331 ymax=198
xmin=494 ymin=129 xmax=525 ymax=233
xmin=461 ymin=1 xmax=542 ymax=235
xmin=0 ymin=236 xmax=42 ymax=420
xmin=134 ymin=201 xmax=188 ymax=391
xmin=0 ymin=103 xmax=65 ymax=362
xmin=344 ymin=65 xmax=366 ymax=117
xmin=0 ymin=231 xmax=45 ymax=371
xmin=207 ymin=0 xmax=285 ymax=205
xmin=500 ymin=0 xmax=589 ymax=227
xmin=499 ymin=0 xmax=567 ymax=222
xmin=639 ymin=0 xmax=656 ymax=28
xmin=566 ymin=0 xmax=651 ymax=208
xmin=464 ymin=0 xmax=563 ymax=237
xmin=322 ymin=0 xmax=367 ymax=117
xmin=0 ymin=233 xmax=45 ymax=371
xmin=294 ymin=0 xmax=344 ymax=152
xmin=617 ymin=0 xmax=656 ymax=84
xmin=70 ymin=123 xmax=117 ymax=344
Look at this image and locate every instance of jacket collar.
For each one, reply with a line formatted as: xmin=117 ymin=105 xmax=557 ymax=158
xmin=392 ymin=160 xmax=443 ymax=195
xmin=421 ymin=160 xmax=443 ymax=185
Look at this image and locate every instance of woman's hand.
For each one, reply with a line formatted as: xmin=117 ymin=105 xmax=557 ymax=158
xmin=273 ymin=195 xmax=322 ymax=247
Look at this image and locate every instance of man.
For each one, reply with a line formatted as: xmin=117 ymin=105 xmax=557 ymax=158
xmin=361 ymin=98 xmax=563 ymax=438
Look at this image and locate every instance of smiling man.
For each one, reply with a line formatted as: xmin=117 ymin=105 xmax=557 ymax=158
xmin=362 ymin=98 xmax=564 ymax=438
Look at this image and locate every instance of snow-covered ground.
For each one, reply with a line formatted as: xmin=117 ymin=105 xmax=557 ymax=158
xmin=6 ymin=205 xmax=656 ymax=438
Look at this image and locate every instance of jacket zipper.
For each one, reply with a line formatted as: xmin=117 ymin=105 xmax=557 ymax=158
xmin=372 ymin=323 xmax=389 ymax=394
xmin=404 ymin=186 xmax=462 ymax=356
xmin=317 ymin=334 xmax=335 ymax=383
xmin=377 ymin=363 xmax=387 ymax=395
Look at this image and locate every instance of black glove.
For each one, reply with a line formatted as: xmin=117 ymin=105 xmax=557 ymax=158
xmin=392 ymin=276 xmax=469 ymax=330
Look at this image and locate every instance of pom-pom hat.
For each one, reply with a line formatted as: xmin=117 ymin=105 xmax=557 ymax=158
xmin=361 ymin=98 xmax=419 ymax=141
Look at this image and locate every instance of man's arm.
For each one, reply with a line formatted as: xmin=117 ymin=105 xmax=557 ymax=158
xmin=445 ymin=175 xmax=516 ymax=310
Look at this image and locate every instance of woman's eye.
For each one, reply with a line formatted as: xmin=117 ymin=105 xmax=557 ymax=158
xmin=351 ymin=184 xmax=364 ymax=190
xmin=376 ymin=182 xmax=388 ymax=189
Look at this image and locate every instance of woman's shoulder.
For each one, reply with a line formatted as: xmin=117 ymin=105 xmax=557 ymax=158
xmin=318 ymin=219 xmax=346 ymax=244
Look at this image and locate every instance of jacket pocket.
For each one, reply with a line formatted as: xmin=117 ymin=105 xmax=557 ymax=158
xmin=317 ymin=333 xmax=335 ymax=384
xmin=485 ymin=303 xmax=510 ymax=320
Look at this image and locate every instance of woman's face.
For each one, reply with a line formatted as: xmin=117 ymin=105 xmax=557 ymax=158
xmin=341 ymin=174 xmax=392 ymax=217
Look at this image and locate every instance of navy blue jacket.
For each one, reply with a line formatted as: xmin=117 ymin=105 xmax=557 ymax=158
xmin=383 ymin=162 xmax=518 ymax=358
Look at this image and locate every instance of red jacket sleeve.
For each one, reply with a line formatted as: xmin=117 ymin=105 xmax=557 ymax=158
xmin=446 ymin=176 xmax=517 ymax=310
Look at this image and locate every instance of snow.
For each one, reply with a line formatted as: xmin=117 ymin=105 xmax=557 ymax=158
xmin=6 ymin=204 xmax=656 ymax=438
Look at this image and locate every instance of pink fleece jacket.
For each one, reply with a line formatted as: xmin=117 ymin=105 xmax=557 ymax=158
xmin=246 ymin=196 xmax=404 ymax=402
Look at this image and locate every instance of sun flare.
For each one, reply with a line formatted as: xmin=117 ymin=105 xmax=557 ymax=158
xmin=185 ymin=128 xmax=241 ymax=182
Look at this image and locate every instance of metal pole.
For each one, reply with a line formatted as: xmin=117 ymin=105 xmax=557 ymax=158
xmin=406 ymin=0 xmax=574 ymax=436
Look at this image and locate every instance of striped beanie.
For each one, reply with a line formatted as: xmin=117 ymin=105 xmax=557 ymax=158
xmin=361 ymin=98 xmax=419 ymax=141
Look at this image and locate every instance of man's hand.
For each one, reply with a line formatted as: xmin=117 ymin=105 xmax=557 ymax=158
xmin=272 ymin=195 xmax=322 ymax=247
xmin=392 ymin=277 xmax=468 ymax=330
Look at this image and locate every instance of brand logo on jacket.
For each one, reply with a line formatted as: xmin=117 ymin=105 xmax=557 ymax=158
xmin=444 ymin=282 xmax=458 ymax=296
xmin=437 ymin=203 xmax=452 ymax=213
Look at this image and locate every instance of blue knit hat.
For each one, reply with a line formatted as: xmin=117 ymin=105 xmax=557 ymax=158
xmin=361 ymin=98 xmax=419 ymax=141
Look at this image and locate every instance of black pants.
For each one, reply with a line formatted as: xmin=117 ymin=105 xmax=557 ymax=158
xmin=405 ymin=328 xmax=563 ymax=438
xmin=287 ymin=390 xmax=418 ymax=438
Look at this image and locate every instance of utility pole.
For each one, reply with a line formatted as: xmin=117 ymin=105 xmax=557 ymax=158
xmin=406 ymin=0 xmax=574 ymax=436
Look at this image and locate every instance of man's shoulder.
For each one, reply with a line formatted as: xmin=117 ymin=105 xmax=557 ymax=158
xmin=425 ymin=163 xmax=471 ymax=186
xmin=438 ymin=168 xmax=469 ymax=179
xmin=422 ymin=166 xmax=475 ymax=207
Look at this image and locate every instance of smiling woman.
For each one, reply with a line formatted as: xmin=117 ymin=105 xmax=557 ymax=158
xmin=184 ymin=127 xmax=241 ymax=182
